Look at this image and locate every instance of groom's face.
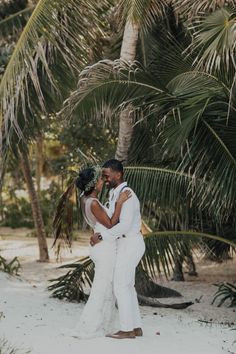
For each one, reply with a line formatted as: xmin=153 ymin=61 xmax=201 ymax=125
xmin=102 ymin=168 xmax=121 ymax=189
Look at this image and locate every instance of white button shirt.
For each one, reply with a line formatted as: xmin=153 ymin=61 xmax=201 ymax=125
xmin=101 ymin=182 xmax=142 ymax=242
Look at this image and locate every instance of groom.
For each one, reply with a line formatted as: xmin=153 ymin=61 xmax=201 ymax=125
xmin=90 ymin=159 xmax=146 ymax=339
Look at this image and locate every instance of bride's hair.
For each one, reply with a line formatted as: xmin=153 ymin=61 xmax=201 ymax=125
xmin=76 ymin=167 xmax=95 ymax=195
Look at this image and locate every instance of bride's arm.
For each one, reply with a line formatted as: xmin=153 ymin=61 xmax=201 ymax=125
xmin=90 ymin=191 xmax=131 ymax=228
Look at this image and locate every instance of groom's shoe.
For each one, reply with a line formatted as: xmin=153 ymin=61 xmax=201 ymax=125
xmin=134 ymin=327 xmax=143 ymax=337
xmin=106 ymin=330 xmax=136 ymax=339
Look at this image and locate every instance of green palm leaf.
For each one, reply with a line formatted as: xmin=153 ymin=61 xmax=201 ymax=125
xmin=190 ymin=8 xmax=236 ymax=75
xmin=212 ymin=282 xmax=236 ymax=307
xmin=48 ymin=256 xmax=94 ymax=302
xmin=143 ymin=230 xmax=236 ymax=278
xmin=174 ymin=0 xmax=236 ymax=20
xmin=117 ymin=0 xmax=166 ymax=32
xmin=62 ymin=59 xmax=235 ymax=222
xmin=61 ymin=59 xmax=170 ymax=124
xmin=158 ymin=71 xmax=235 ymax=221
xmin=0 ymin=0 xmax=111 ymax=164
xmin=124 ymin=166 xmax=194 ymax=211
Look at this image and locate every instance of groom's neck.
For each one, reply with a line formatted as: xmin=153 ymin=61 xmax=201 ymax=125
xmin=114 ymin=179 xmax=124 ymax=189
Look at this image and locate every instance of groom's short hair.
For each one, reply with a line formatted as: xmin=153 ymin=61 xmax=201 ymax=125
xmin=102 ymin=159 xmax=124 ymax=174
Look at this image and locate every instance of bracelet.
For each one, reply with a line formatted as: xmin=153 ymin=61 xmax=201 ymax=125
xmin=98 ymin=234 xmax=103 ymax=241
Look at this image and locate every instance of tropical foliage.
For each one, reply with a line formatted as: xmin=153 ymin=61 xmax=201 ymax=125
xmin=0 ymin=1 xmax=236 ymax=284
xmin=0 ymin=255 xmax=21 ymax=275
xmin=60 ymin=5 xmax=236 ymax=261
xmin=212 ymin=282 xmax=236 ymax=307
xmin=0 ymin=337 xmax=31 ymax=354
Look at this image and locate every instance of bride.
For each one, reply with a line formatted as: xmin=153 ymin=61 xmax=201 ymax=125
xmin=71 ymin=165 xmax=131 ymax=339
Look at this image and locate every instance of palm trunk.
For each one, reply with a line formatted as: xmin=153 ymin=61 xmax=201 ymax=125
xmin=35 ymin=136 xmax=44 ymax=195
xmin=20 ymin=150 xmax=49 ymax=262
xmin=135 ymin=266 xmax=181 ymax=298
xmin=115 ymin=20 xmax=139 ymax=163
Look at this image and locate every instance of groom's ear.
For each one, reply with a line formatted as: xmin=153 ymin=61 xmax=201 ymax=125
xmin=117 ymin=171 xmax=123 ymax=180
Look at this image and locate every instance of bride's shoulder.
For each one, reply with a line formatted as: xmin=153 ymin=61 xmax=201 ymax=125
xmin=84 ymin=197 xmax=101 ymax=208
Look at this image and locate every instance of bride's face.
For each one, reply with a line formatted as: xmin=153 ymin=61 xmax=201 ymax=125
xmin=95 ymin=176 xmax=104 ymax=193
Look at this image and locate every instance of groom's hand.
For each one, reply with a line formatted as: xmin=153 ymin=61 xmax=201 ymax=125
xmin=90 ymin=233 xmax=102 ymax=246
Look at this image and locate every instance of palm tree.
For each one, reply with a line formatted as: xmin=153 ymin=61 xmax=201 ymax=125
xmin=106 ymin=0 xmax=236 ymax=163
xmin=114 ymin=0 xmax=166 ymax=162
xmin=20 ymin=149 xmax=49 ymax=261
xmin=0 ymin=0 xmax=235 ymax=277
xmin=59 ymin=5 xmax=236 ymax=263
xmin=47 ymin=5 xmax=236 ymax=301
xmin=0 ymin=0 xmax=111 ymax=171
xmin=0 ymin=0 xmax=111 ymax=261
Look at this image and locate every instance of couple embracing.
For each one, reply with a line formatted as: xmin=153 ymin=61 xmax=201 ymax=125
xmin=72 ymin=159 xmax=145 ymax=339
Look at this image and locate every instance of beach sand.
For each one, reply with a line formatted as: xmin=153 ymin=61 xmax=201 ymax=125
xmin=0 ymin=229 xmax=235 ymax=354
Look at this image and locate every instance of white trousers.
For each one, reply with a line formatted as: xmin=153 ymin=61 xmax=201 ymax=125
xmin=114 ymin=235 xmax=145 ymax=331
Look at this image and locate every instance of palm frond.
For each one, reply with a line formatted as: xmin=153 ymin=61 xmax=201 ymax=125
xmin=62 ymin=56 xmax=236 ymax=223
xmin=117 ymin=0 xmax=167 ymax=33
xmin=0 ymin=0 xmax=111 ymax=163
xmin=174 ymin=0 xmax=236 ymax=20
xmin=212 ymin=282 xmax=236 ymax=307
xmin=0 ymin=337 xmax=31 ymax=354
xmin=52 ymin=157 xmax=103 ymax=254
xmin=61 ymin=59 xmax=169 ymax=126
xmin=155 ymin=71 xmax=236 ymax=221
xmin=0 ymin=6 xmax=34 ymax=37
xmin=125 ymin=166 xmax=195 ymax=211
xmin=190 ymin=8 xmax=236 ymax=76
xmin=0 ymin=255 xmax=21 ymax=275
xmin=48 ymin=256 xmax=94 ymax=302
xmin=142 ymin=230 xmax=236 ymax=278
xmin=52 ymin=178 xmax=77 ymax=252
xmin=124 ymin=165 xmax=233 ymax=226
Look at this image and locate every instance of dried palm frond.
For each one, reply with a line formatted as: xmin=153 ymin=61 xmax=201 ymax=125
xmin=52 ymin=178 xmax=77 ymax=254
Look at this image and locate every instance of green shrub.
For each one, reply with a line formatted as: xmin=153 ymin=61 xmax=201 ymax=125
xmin=1 ymin=199 xmax=34 ymax=228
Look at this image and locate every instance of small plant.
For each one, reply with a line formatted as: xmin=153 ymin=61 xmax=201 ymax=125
xmin=212 ymin=282 xmax=236 ymax=307
xmin=0 ymin=256 xmax=21 ymax=275
xmin=0 ymin=337 xmax=31 ymax=354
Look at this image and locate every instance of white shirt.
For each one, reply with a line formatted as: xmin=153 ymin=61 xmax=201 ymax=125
xmin=102 ymin=182 xmax=142 ymax=242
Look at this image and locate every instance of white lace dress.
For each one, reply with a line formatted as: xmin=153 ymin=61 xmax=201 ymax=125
xmin=71 ymin=197 xmax=117 ymax=339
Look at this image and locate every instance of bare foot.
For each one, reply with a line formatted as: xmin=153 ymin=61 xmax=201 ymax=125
xmin=106 ymin=330 xmax=136 ymax=339
xmin=134 ymin=327 xmax=143 ymax=336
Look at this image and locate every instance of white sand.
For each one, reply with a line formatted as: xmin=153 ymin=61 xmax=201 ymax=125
xmin=0 ymin=232 xmax=235 ymax=354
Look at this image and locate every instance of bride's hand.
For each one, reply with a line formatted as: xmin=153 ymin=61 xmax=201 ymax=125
xmin=117 ymin=190 xmax=132 ymax=204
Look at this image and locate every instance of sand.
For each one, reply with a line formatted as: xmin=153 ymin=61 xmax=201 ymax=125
xmin=0 ymin=229 xmax=235 ymax=354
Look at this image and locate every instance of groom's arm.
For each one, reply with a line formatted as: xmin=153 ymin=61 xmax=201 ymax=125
xmin=100 ymin=194 xmax=135 ymax=242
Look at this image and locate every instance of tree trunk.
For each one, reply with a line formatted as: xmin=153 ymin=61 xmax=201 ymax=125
xmin=138 ymin=295 xmax=193 ymax=309
xmin=172 ymin=256 xmax=185 ymax=281
xmin=35 ymin=136 xmax=44 ymax=195
xmin=0 ymin=183 xmax=3 ymax=222
xmin=135 ymin=266 xmax=181 ymax=298
xmin=20 ymin=150 xmax=49 ymax=262
xmin=115 ymin=20 xmax=139 ymax=163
